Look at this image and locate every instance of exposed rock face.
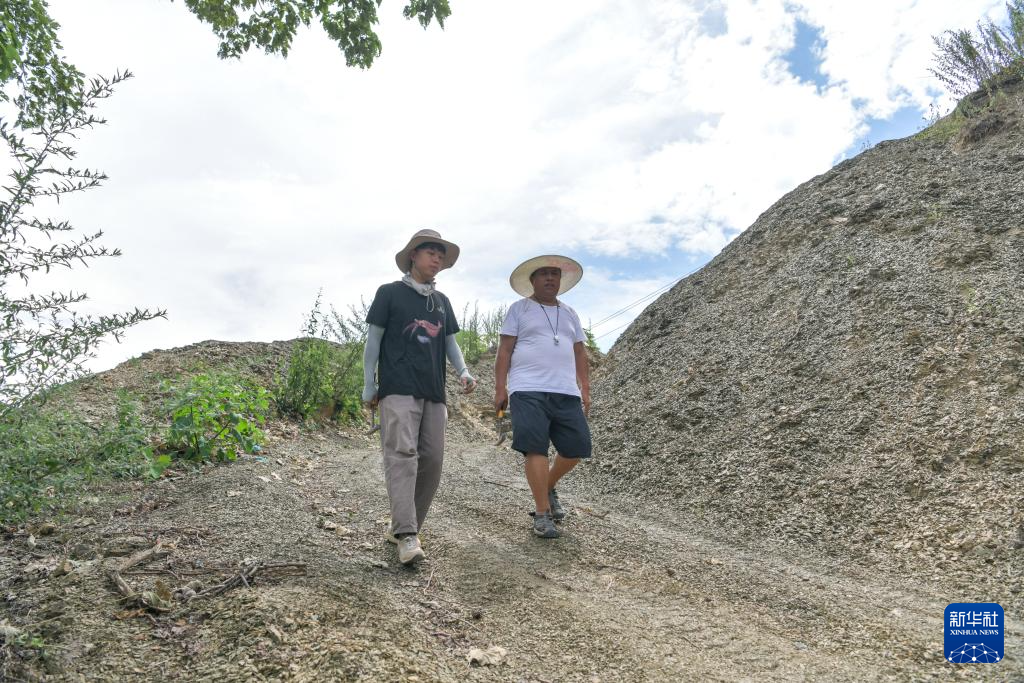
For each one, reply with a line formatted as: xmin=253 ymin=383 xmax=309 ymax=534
xmin=585 ymin=83 xmax=1024 ymax=571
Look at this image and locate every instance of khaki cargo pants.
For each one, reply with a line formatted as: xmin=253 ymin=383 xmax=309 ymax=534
xmin=378 ymin=394 xmax=447 ymax=536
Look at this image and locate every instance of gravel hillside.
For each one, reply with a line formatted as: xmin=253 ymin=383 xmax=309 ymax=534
xmin=583 ymin=77 xmax=1024 ymax=592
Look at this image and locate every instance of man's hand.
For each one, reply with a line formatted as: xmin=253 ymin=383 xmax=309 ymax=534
xmin=494 ymin=335 xmax=515 ymax=415
xmin=459 ymin=371 xmax=477 ymax=394
xmin=365 ymin=397 xmax=381 ymax=435
xmin=573 ymin=341 xmax=591 ymax=418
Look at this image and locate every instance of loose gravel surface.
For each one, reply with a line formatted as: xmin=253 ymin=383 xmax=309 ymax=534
xmin=3 ymin=420 xmax=1020 ymax=681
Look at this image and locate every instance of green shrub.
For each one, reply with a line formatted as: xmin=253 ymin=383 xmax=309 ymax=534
xmin=162 ymin=373 xmax=269 ymax=464
xmin=456 ymin=302 xmax=507 ymax=363
xmin=99 ymin=391 xmax=160 ymax=477
xmin=275 ymin=293 xmax=366 ymax=422
xmin=930 ymin=1 xmax=1024 ymax=99
xmin=456 ymin=304 xmax=487 ymax=364
xmin=0 ymin=73 xmax=165 ymax=421
xmin=275 ymin=337 xmax=347 ymax=419
xmin=915 ymin=108 xmax=967 ymax=142
xmin=0 ymin=390 xmax=154 ymax=523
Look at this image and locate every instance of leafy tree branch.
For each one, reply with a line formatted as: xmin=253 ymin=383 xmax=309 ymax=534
xmin=1 ymin=72 xmax=166 ymax=417
xmin=177 ymin=0 xmax=451 ymax=67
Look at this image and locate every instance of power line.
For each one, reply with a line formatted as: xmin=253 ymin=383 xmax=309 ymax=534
xmin=589 ymin=277 xmax=680 ymax=329
xmin=590 ymin=264 xmax=703 ymax=332
xmin=594 ymin=319 xmax=633 ymax=341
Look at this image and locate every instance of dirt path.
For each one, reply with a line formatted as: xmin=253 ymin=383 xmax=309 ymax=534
xmin=3 ymin=426 xmax=1020 ymax=681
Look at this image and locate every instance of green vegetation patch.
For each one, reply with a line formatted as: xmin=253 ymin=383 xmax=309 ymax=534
xmin=915 ymin=109 xmax=967 ymax=142
xmin=160 ymin=372 xmax=271 ymax=469
xmin=930 ymin=1 xmax=1024 ymax=99
xmin=0 ymin=390 xmax=154 ymax=524
xmin=274 ymin=294 xmax=367 ymax=423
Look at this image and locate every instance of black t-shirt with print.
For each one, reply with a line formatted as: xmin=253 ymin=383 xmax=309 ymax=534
xmin=366 ymin=281 xmax=460 ymax=403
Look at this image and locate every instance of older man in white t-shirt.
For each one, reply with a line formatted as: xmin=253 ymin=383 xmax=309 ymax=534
xmin=494 ymin=255 xmax=592 ymax=539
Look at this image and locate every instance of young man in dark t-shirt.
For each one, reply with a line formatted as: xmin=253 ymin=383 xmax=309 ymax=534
xmin=362 ymin=229 xmax=476 ymax=565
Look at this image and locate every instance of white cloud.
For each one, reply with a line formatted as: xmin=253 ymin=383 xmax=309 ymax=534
xmin=791 ymin=0 xmax=1009 ymax=114
xmin=18 ymin=0 xmax=1003 ymax=368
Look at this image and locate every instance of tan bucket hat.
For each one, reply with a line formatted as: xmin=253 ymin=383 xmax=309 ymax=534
xmin=509 ymin=254 xmax=583 ymax=298
xmin=394 ymin=229 xmax=460 ymax=273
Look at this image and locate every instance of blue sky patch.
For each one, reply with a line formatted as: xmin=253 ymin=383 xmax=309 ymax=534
xmin=698 ymin=3 xmax=728 ymax=38
xmin=784 ymin=19 xmax=829 ymax=90
xmin=843 ymin=103 xmax=928 ymax=159
xmin=580 ymin=249 xmax=709 ymax=345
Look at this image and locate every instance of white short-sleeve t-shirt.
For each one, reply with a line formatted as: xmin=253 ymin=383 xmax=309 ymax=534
xmin=500 ymin=297 xmax=586 ymax=397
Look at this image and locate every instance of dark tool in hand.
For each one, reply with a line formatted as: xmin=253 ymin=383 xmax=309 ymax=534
xmin=367 ymin=404 xmax=381 ymax=436
xmin=495 ymin=408 xmax=512 ymax=446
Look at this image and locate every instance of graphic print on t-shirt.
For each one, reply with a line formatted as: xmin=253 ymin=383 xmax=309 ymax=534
xmin=404 ymin=318 xmax=444 ymax=344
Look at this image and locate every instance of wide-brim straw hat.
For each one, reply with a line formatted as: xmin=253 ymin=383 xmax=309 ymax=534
xmin=509 ymin=254 xmax=583 ymax=298
xmin=394 ymin=229 xmax=460 ymax=273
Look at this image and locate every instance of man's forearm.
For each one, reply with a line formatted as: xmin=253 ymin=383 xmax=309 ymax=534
xmin=495 ymin=351 xmax=511 ymax=391
xmin=362 ymin=325 xmax=384 ymax=401
xmin=445 ymin=334 xmax=470 ymax=378
xmin=574 ymin=345 xmax=590 ymax=392
xmin=494 ymin=336 xmax=516 ymax=408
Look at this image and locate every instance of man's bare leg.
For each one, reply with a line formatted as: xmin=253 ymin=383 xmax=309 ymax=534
xmin=547 ymin=454 xmax=578 ymax=491
xmin=525 ymin=453 xmax=552 ymax=513
xmin=526 ymin=453 xmax=560 ymax=538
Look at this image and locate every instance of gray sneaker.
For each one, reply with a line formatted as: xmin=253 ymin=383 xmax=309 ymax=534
xmin=397 ymin=534 xmax=425 ymax=565
xmin=548 ymin=488 xmax=565 ymax=521
xmin=533 ymin=511 xmax=560 ymax=538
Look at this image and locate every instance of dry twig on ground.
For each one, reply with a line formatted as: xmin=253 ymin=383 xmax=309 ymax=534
xmin=196 ymin=560 xmax=307 ymax=598
xmin=107 ymin=541 xmax=173 ymax=612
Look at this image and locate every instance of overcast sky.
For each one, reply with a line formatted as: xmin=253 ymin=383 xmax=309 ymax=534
xmin=32 ymin=0 xmax=1008 ymax=371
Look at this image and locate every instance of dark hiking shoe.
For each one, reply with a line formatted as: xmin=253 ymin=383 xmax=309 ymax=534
xmin=548 ymin=488 xmax=565 ymax=521
xmin=533 ymin=511 xmax=560 ymax=538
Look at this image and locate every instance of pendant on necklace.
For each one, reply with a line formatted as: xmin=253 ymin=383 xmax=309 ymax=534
xmin=554 ymin=335 xmax=560 ymax=346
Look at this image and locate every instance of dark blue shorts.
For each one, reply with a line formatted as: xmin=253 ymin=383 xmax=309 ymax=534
xmin=510 ymin=391 xmax=592 ymax=459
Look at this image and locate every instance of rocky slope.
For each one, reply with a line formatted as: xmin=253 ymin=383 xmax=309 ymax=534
xmin=584 ymin=78 xmax=1024 ymax=589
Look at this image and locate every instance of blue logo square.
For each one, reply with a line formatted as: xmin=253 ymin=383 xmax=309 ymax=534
xmin=944 ymin=603 xmax=1004 ymax=664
